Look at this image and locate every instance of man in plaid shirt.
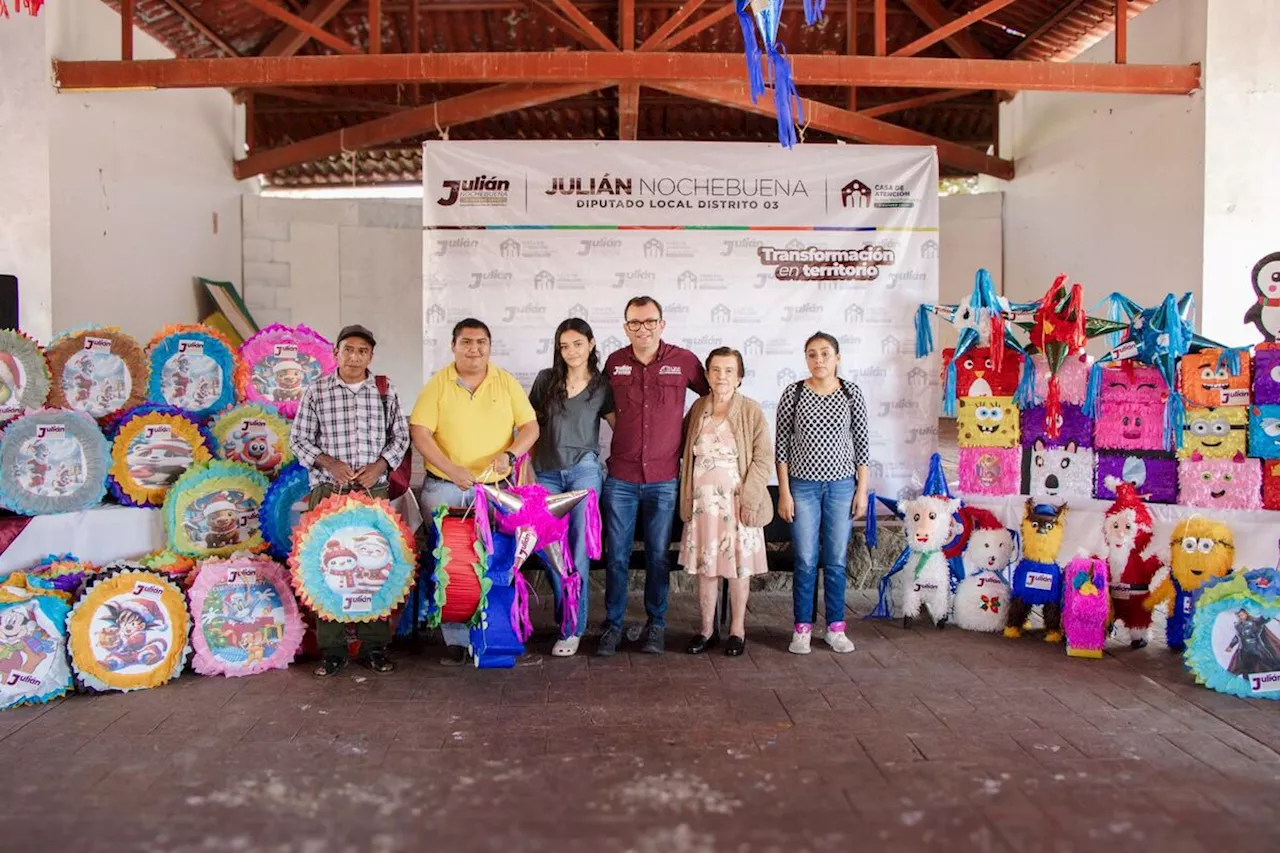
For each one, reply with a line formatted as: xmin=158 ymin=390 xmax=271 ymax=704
xmin=290 ymin=324 xmax=411 ymax=678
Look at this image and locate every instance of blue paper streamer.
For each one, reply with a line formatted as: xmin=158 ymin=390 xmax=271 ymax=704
xmin=260 ymin=462 xmax=312 ymax=560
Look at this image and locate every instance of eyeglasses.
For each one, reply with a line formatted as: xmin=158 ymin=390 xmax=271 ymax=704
xmin=625 ymin=319 xmax=661 ymax=331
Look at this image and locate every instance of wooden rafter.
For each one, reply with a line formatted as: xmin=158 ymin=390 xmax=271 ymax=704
xmin=254 ymin=86 xmax=403 ymax=112
xmin=234 ymin=82 xmax=604 ymax=178
xmin=638 ymin=0 xmax=706 ymax=52
xmin=654 ymin=80 xmax=1014 ymax=179
xmin=619 ymin=0 xmax=638 ymax=140
xmin=658 ymin=1 xmax=736 ymax=51
xmin=874 ymin=0 xmax=885 ymax=55
xmin=122 ymin=0 xmax=134 ymax=60
xmin=545 ymin=0 xmax=619 ymax=51
xmin=369 ymin=0 xmax=382 ymax=53
xmin=892 ymin=0 xmax=1019 ymax=58
xmin=527 ymin=1 xmax=601 ymax=51
xmin=897 ymin=0 xmax=995 ymax=59
xmin=1007 ymin=0 xmax=1090 ymax=58
xmin=156 ymin=0 xmax=242 ymax=57
xmin=243 ymin=0 xmax=361 ymax=55
xmin=54 ymin=53 xmax=1202 ymax=95
xmin=857 ymin=89 xmax=972 ymax=118
xmin=1116 ymin=0 xmax=1128 ymax=64
xmin=260 ymin=0 xmax=352 ymax=57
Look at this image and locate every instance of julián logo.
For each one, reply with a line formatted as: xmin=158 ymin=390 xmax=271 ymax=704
xmin=436 ymin=174 xmax=510 ymax=207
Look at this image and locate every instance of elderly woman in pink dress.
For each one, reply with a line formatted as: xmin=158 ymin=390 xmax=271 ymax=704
xmin=677 ymin=347 xmax=774 ymax=656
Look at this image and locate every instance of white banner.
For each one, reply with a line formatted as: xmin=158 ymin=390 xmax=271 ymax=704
xmin=422 ymin=140 xmax=940 ymax=498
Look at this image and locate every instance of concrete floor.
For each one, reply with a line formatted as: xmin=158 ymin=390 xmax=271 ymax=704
xmin=2 ymin=587 xmax=1278 ymax=853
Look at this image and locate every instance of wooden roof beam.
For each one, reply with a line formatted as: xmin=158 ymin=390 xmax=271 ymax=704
xmin=654 ymin=80 xmax=1014 ymax=179
xmin=234 ymin=82 xmax=605 ymax=178
xmin=897 ymin=0 xmax=995 ymax=59
xmin=893 ymin=0 xmax=1019 ymax=58
xmin=156 ymin=0 xmax=243 ymax=57
xmin=244 ymin=0 xmax=361 ymax=55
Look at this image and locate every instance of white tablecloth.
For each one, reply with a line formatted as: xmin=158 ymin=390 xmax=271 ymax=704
xmin=962 ymin=494 xmax=1280 ymax=569
xmin=0 ymin=506 xmax=165 ymax=573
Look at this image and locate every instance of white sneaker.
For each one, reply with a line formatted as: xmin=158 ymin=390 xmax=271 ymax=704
xmin=551 ymin=636 xmax=580 ymax=657
xmin=789 ymin=630 xmax=812 ymax=655
xmin=825 ymin=631 xmax=856 ymax=654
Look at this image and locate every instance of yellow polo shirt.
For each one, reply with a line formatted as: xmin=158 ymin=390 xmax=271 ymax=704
xmin=410 ymin=363 xmax=536 ymax=482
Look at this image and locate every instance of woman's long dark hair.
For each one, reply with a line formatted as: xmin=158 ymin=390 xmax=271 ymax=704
xmin=546 ymin=317 xmax=602 ymax=414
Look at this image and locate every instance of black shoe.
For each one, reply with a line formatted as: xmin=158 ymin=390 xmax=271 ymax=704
xmin=641 ymin=624 xmax=666 ymax=655
xmin=1130 ymin=638 xmax=1148 ymax=650
xmin=725 ymin=636 xmax=746 ymax=657
xmin=936 ymin=617 xmax=948 ymax=631
xmin=359 ymin=650 xmax=395 ymax=674
xmin=686 ymin=633 xmax=719 ymax=654
xmin=902 ymin=616 xmax=914 ymax=630
xmin=314 ymin=656 xmax=347 ymax=678
xmin=596 ymin=624 xmax=622 ymax=657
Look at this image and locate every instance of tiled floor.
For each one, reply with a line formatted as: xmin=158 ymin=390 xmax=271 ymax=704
xmin=3 ymin=590 xmax=1278 ymax=853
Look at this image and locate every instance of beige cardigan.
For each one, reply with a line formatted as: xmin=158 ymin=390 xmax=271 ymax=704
xmin=679 ymin=393 xmax=775 ymax=528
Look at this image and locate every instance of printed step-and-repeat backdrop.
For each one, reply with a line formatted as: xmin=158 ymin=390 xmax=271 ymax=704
xmin=423 ymin=141 xmax=940 ymax=497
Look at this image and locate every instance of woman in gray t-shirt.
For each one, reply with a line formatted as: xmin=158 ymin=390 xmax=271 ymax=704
xmin=529 ymin=318 xmax=616 ymax=656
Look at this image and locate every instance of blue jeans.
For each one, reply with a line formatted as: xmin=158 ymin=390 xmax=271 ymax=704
xmin=602 ymin=476 xmax=678 ymax=629
xmin=789 ymin=476 xmax=856 ymax=625
xmin=419 ymin=477 xmax=475 ymax=648
xmin=536 ymin=453 xmax=604 ymax=639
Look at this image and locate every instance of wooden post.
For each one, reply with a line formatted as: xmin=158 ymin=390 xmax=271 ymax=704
xmin=874 ymin=0 xmax=886 ymax=56
xmin=1116 ymin=0 xmax=1128 ymax=64
xmin=370 ymin=0 xmax=382 ymax=54
xmin=847 ymin=0 xmax=858 ymax=110
xmin=122 ymin=0 xmax=134 ymax=61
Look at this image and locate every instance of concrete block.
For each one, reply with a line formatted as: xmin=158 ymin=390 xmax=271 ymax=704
xmin=252 ymin=308 xmax=292 ymax=326
xmin=242 ymin=218 xmax=290 ymax=242
xmin=258 ymin=197 xmax=359 ymax=226
xmin=243 ymin=261 xmax=290 ymax=285
xmin=242 ymin=238 xmax=274 ymax=262
xmin=241 ymin=280 xmax=277 ymax=310
xmin=358 ymin=200 xmax=423 ymax=229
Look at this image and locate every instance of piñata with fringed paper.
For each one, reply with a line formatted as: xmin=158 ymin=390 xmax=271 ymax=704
xmin=236 ymin=324 xmax=334 ymax=419
xmin=188 ymin=553 xmax=302 ymax=677
xmin=1179 ymin=349 xmax=1251 ymax=409
xmin=425 ymin=505 xmax=491 ymax=630
xmin=1086 ymin=292 xmax=1245 ymax=450
xmin=0 ymin=573 xmax=72 ymax=710
xmin=958 ymin=447 xmax=1019 ymax=496
xmin=1185 ymin=568 xmax=1280 ymax=700
xmin=1179 ymin=406 xmax=1248 ymax=460
xmin=1031 ymin=352 xmax=1092 ymax=407
xmin=146 ymin=324 xmax=240 ymax=419
xmin=1178 ymin=451 xmax=1261 ymax=511
xmin=67 ymin=566 xmax=190 ymax=693
xmin=164 ymin=460 xmax=269 ymax=557
xmin=1264 ymin=460 xmax=1280 ymax=510
xmin=260 ymin=462 xmax=311 ymax=560
xmin=210 ymin=404 xmax=293 ymax=477
xmin=1252 ymin=343 xmax=1280 ymax=404
xmin=108 ymin=405 xmax=214 ymax=507
xmin=29 ymin=553 xmax=94 ymax=595
xmin=473 ymin=482 xmax=600 ymax=643
xmin=941 ymin=347 xmax=1022 ymax=398
xmin=1248 ymin=405 xmax=1280 ymax=459
xmin=0 ymin=409 xmax=110 ymax=515
xmin=1092 ymin=362 xmax=1169 ymax=451
xmin=955 ymin=396 xmax=1019 ymax=448
xmin=45 ymin=327 xmax=148 ymax=421
xmin=1005 ymin=499 xmax=1068 ymax=643
xmin=736 ymin=0 xmax=802 ymax=148
xmin=1062 ymin=556 xmax=1110 ymax=659
xmin=289 ymin=491 xmax=416 ymax=623
xmin=1022 ymin=439 xmax=1094 ymax=500
xmin=866 ymin=453 xmax=966 ymax=627
xmin=1093 ymin=451 xmax=1178 ymax=504
xmin=1147 ymin=517 xmax=1234 ymax=652
xmin=0 ymin=329 xmax=50 ymax=426
xmin=951 ymin=507 xmax=1014 ymax=634
xmin=138 ymin=550 xmax=198 ymax=587
xmin=1021 ymin=404 xmax=1093 ymax=450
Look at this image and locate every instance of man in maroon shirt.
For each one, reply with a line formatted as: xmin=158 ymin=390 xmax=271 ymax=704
xmin=598 ymin=296 xmax=710 ymax=655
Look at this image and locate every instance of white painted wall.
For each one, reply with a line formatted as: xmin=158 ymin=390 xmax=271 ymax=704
xmin=1200 ymin=0 xmax=1280 ymax=345
xmin=241 ymin=196 xmax=423 ymax=401
xmin=0 ymin=11 xmax=54 ymax=340
xmin=995 ymin=0 xmax=1207 ymax=330
xmin=937 ymin=192 xmax=1003 ymax=351
xmin=44 ymin=0 xmax=247 ymax=341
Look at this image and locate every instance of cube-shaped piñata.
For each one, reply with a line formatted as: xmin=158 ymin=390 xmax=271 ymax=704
xmin=1094 ymin=451 xmax=1179 ymax=504
xmin=1250 ymin=404 xmax=1280 ymax=459
xmin=1178 ymin=452 xmax=1262 ymax=511
xmin=1021 ymin=404 xmax=1093 ymax=449
xmin=942 ymin=347 xmax=1022 ymax=398
xmin=1262 ymin=459 xmax=1280 ymax=510
xmin=956 ymin=396 xmax=1020 ymax=448
xmin=1178 ymin=349 xmax=1251 ymax=408
xmin=1032 ymin=351 xmax=1092 ymax=406
xmin=958 ymin=447 xmax=1021 ymax=497
xmin=1252 ymin=343 xmax=1280 ymax=404
xmin=1179 ymin=406 xmax=1249 ymax=460
xmin=1021 ymin=440 xmax=1095 ymax=500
